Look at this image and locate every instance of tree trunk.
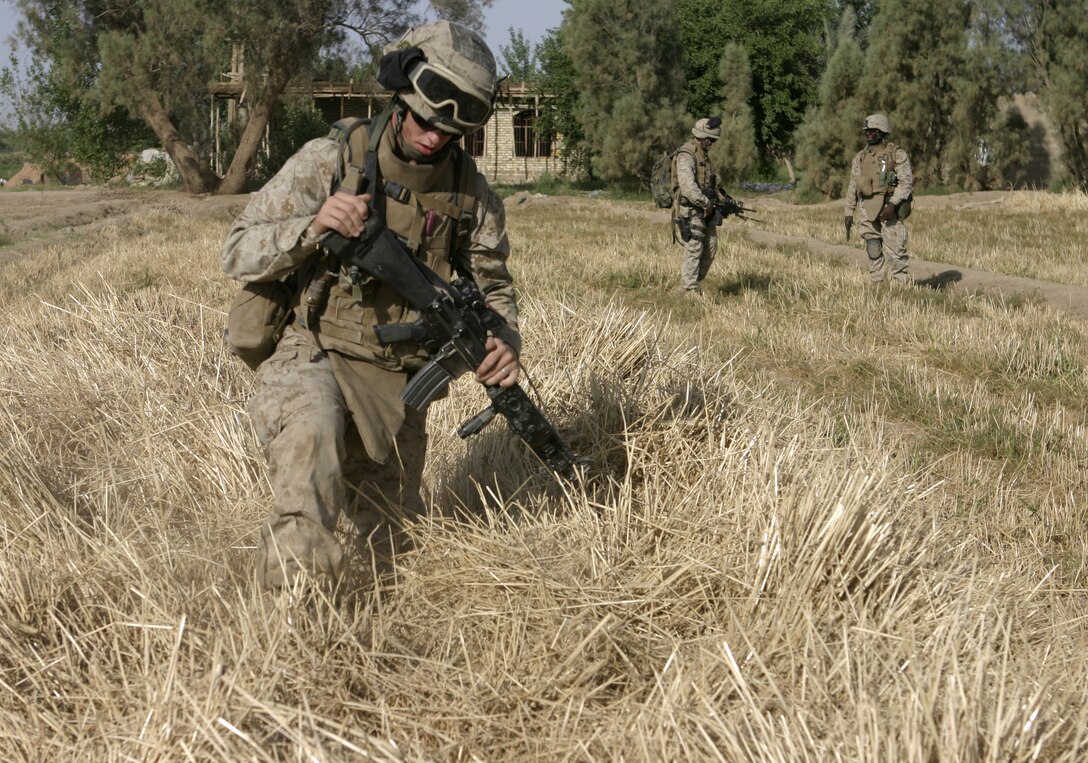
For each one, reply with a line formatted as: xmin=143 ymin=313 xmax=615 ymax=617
xmin=138 ymin=92 xmax=221 ymax=194
xmin=780 ymin=154 xmax=796 ymax=184
xmin=215 ymin=63 xmax=294 ymax=196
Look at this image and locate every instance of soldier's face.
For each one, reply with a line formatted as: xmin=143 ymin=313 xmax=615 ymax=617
xmin=865 ymin=128 xmax=885 ymax=145
xmin=699 ymin=137 xmax=716 ymax=151
xmin=402 ymin=109 xmax=456 ymax=157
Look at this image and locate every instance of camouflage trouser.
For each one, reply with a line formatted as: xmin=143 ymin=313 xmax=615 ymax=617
xmin=247 ymin=332 xmax=428 ymax=589
xmin=858 ymin=216 xmax=909 ymax=283
xmin=678 ymin=210 xmax=718 ymax=290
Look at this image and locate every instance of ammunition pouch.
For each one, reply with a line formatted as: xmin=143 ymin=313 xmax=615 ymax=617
xmin=674 ymin=217 xmax=692 ymax=243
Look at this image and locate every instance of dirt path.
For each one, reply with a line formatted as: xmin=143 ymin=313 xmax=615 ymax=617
xmin=0 ymin=187 xmax=246 ymax=261
xmin=4 ymin=186 xmax=1088 ymax=322
xmin=743 ymin=227 xmax=1088 ymax=322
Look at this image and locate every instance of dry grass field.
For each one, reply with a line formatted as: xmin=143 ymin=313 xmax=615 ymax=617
xmin=0 ymin=187 xmax=1086 ymax=760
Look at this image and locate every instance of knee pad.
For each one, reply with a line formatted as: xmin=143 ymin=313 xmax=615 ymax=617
xmin=866 ymin=238 xmax=883 ymax=260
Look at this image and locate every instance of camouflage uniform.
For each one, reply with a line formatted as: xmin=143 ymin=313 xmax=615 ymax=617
xmin=221 ymin=126 xmax=518 ymax=589
xmin=673 ymin=119 xmax=721 ymax=292
xmin=844 ymin=115 xmax=914 ymax=284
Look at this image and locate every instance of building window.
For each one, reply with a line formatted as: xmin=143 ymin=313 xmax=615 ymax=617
xmin=463 ymin=127 xmax=485 ymax=158
xmin=513 ymin=110 xmax=552 ymax=158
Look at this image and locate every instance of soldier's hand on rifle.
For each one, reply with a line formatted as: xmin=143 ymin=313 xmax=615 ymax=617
xmin=475 ymin=336 xmax=520 ymax=387
xmin=878 ymin=202 xmax=898 ymax=223
xmin=312 ymin=190 xmax=373 ymax=238
xmin=844 ymin=215 xmax=853 ymax=240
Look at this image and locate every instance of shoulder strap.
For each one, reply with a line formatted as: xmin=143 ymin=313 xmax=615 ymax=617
xmin=328 ymin=105 xmax=396 ymax=197
xmin=448 ymin=143 xmax=479 ymax=278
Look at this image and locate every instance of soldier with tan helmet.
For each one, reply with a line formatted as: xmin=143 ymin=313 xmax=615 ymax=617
xmin=844 ymin=113 xmax=914 ymax=285
xmin=221 ymin=21 xmax=520 ymax=591
xmin=672 ymin=117 xmax=726 ymax=295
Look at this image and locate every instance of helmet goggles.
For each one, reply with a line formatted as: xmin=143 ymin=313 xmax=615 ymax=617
xmin=408 ymin=61 xmax=494 ymax=130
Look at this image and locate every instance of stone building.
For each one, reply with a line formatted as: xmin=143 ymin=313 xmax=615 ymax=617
xmin=210 ymin=78 xmax=570 ymax=185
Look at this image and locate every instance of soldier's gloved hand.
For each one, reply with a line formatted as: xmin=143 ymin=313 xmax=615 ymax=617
xmin=878 ymin=203 xmax=898 ymax=222
xmin=844 ymin=215 xmax=852 ymax=239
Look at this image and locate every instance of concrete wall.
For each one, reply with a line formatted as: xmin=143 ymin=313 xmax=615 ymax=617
xmin=471 ymin=105 xmax=563 ymax=184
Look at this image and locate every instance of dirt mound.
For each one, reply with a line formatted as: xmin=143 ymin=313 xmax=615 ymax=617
xmin=7 ymin=163 xmax=47 ymax=186
xmin=6 ymin=162 xmax=88 ymax=186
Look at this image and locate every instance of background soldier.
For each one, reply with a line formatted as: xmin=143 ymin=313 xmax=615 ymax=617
xmin=844 ymin=113 xmax=914 ymax=285
xmin=221 ymin=21 xmax=521 ymax=591
xmin=672 ymin=117 xmax=724 ymax=295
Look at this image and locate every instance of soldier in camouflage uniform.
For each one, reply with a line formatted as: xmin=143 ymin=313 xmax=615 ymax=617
xmin=673 ymin=117 xmax=723 ymax=294
xmin=844 ymin=113 xmax=914 ymax=285
xmin=221 ymin=21 xmax=520 ymax=590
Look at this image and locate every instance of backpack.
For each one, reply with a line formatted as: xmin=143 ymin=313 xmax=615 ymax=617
xmin=650 ymin=149 xmax=680 ymax=208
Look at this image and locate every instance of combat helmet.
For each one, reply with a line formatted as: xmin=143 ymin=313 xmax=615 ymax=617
xmin=377 ymin=21 xmax=498 ymax=136
xmin=863 ymin=113 xmax=891 ymax=135
xmin=692 ymin=116 xmax=722 ymax=141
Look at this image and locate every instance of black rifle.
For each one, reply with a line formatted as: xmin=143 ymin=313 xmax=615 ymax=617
xmin=320 ymin=214 xmax=584 ymax=477
xmin=707 ymin=190 xmax=763 ymax=225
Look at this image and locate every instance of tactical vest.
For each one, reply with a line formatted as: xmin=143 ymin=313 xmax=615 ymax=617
xmin=673 ymin=139 xmax=716 ymax=209
xmin=309 ymin=112 xmax=479 ymax=371
xmin=855 ymin=141 xmax=900 ymax=198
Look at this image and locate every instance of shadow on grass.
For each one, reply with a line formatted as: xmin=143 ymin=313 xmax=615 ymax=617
xmin=713 ymin=271 xmax=775 ymax=297
xmin=914 ymin=270 xmax=963 ymax=290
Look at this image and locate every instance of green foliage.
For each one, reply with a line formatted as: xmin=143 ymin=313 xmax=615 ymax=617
xmin=7 ymin=0 xmax=490 ymax=193
xmin=1021 ymin=0 xmax=1088 ymax=191
xmin=0 ymin=49 xmax=153 ymax=183
xmin=536 ymin=26 xmax=589 ymax=177
xmin=499 ymin=27 xmax=540 ymax=82
xmin=983 ymin=103 xmax=1033 ymax=189
xmin=709 ymin=42 xmax=757 ymax=186
xmin=941 ymin=0 xmax=1026 ymax=191
xmin=565 ymin=0 xmax=689 ymax=182
xmin=859 ymin=0 xmax=976 ymax=187
xmin=675 ymin=0 xmax=830 ymax=164
xmin=794 ymin=8 xmax=866 ymax=199
xmin=256 ymin=102 xmax=331 ymax=184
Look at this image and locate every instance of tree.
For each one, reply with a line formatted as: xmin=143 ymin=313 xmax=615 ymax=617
xmin=536 ymin=25 xmax=588 ymax=178
xmin=10 ymin=0 xmax=491 ymax=194
xmin=794 ymin=7 xmax=866 ymax=198
xmin=940 ymin=0 xmax=1027 ymax=190
xmin=499 ymin=27 xmax=540 ymax=82
xmin=564 ymin=0 xmax=689 ymax=183
xmin=0 ymin=36 xmax=154 ymax=183
xmin=674 ymin=0 xmax=830 ymax=177
xmin=858 ymin=0 xmax=977 ymax=187
xmin=709 ymin=42 xmax=757 ymax=187
xmin=1010 ymin=0 xmax=1088 ymax=191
